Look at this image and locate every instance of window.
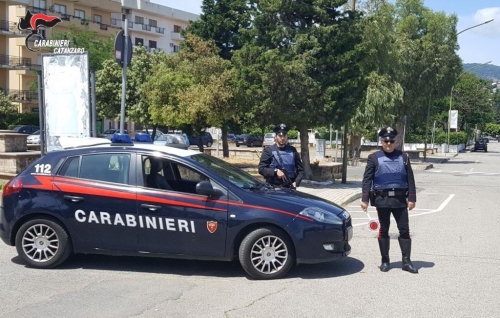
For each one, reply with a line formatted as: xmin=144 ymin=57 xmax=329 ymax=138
xmin=34 ymin=0 xmax=46 ymax=10
xmin=135 ymin=37 xmax=144 ymax=46
xmin=135 ymin=16 xmax=144 ymax=24
xmin=60 ymin=154 xmax=131 ymax=184
xmin=93 ymin=15 xmax=102 ymax=23
xmin=74 ymin=9 xmax=85 ymax=19
xmin=149 ymin=19 xmax=157 ymax=27
xmin=58 ymin=156 xmax=80 ymax=178
xmin=33 ymin=0 xmax=46 ymax=13
xmin=149 ymin=40 xmax=157 ymax=49
xmin=53 ymin=4 xmax=66 ymax=14
xmin=142 ymin=156 xmax=209 ymax=194
xmin=173 ymin=45 xmax=180 ymax=53
xmin=173 ymin=25 xmax=182 ymax=33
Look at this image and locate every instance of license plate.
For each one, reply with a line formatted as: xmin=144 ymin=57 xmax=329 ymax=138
xmin=388 ymin=191 xmax=395 ymax=197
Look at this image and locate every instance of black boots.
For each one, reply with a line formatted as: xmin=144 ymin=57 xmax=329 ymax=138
xmin=398 ymin=237 xmax=419 ymax=274
xmin=378 ymin=238 xmax=390 ymax=272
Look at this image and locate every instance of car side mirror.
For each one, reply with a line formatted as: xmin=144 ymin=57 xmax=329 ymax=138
xmin=196 ymin=181 xmax=223 ymax=197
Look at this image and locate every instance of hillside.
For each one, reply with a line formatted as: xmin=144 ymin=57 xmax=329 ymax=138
xmin=464 ymin=63 xmax=500 ymax=82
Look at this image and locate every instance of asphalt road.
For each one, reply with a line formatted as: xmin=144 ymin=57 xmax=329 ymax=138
xmin=0 ymin=143 xmax=499 ymax=317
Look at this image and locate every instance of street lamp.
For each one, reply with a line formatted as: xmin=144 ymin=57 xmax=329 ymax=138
xmin=456 ymin=19 xmax=494 ymax=35
xmin=447 ymin=61 xmax=492 ymax=153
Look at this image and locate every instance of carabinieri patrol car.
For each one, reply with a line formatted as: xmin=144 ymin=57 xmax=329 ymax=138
xmin=0 ymin=134 xmax=352 ymax=280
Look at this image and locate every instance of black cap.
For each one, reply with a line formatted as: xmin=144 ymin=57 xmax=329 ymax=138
xmin=273 ymin=124 xmax=289 ymax=136
xmin=378 ymin=127 xmax=398 ymax=141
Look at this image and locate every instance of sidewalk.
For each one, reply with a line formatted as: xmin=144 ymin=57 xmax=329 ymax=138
xmin=298 ymin=152 xmax=459 ymax=207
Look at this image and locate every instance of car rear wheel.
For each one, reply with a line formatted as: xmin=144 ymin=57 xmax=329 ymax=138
xmin=249 ymin=141 xmax=254 ymax=147
xmin=206 ymin=141 xmax=212 ymax=147
xmin=239 ymin=227 xmax=294 ymax=280
xmin=15 ymin=218 xmax=72 ymax=269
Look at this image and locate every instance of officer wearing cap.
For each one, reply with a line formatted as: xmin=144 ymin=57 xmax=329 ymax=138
xmin=361 ymin=127 xmax=418 ymax=274
xmin=258 ymin=124 xmax=304 ymax=189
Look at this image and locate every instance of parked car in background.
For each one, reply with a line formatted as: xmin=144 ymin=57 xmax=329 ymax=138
xmin=26 ymin=130 xmax=40 ymax=144
xmin=153 ymin=134 xmax=189 ymax=150
xmin=140 ymin=128 xmax=165 ymax=140
xmin=189 ymin=132 xmax=213 ymax=147
xmin=101 ymin=129 xmax=128 ymax=140
xmin=235 ymin=134 xmax=264 ymax=147
xmin=12 ymin=125 xmax=39 ymax=134
xmin=262 ymin=133 xmax=275 ymax=148
xmin=474 ymin=139 xmax=487 ymax=152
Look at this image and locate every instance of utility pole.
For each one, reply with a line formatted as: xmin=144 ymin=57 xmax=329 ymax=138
xmin=119 ymin=15 xmax=129 ymax=134
xmin=342 ymin=0 xmax=356 ymax=183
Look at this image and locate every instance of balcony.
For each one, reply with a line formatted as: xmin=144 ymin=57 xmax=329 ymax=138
xmin=0 ymin=54 xmax=40 ymax=69
xmin=126 ymin=22 xmax=164 ymax=36
xmin=171 ymin=31 xmax=184 ymax=41
xmin=5 ymin=89 xmax=38 ymax=103
xmin=0 ymin=19 xmax=24 ymax=36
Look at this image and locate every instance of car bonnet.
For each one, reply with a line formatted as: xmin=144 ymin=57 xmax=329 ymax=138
xmin=250 ymin=187 xmax=346 ymax=216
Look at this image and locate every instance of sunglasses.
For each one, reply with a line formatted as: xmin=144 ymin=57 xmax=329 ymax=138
xmin=382 ymin=140 xmax=396 ymax=144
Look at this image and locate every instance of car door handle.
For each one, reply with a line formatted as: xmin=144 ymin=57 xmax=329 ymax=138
xmin=63 ymin=195 xmax=84 ymax=203
xmin=141 ymin=204 xmax=162 ymax=212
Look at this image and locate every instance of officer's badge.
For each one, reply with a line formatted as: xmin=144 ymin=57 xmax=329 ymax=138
xmin=207 ymin=221 xmax=218 ymax=233
xmin=386 ymin=127 xmax=393 ymax=133
xmin=279 ymin=124 xmax=286 ymax=130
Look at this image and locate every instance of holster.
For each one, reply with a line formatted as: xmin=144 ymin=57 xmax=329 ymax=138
xmin=369 ymin=189 xmax=376 ymax=206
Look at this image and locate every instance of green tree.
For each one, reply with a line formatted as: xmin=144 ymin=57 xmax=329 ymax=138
xmin=450 ymin=73 xmax=494 ymax=133
xmin=147 ymin=34 xmax=237 ymax=152
xmin=186 ymin=0 xmax=251 ymax=156
xmin=0 ymin=91 xmax=17 ymax=129
xmin=232 ymin=0 xmax=366 ymax=177
xmin=95 ymin=46 xmax=168 ymax=136
xmin=391 ymin=0 xmax=462 ymax=146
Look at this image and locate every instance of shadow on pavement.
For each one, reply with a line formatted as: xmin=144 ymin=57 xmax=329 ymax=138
xmin=289 ymin=257 xmax=364 ymax=279
xmin=11 ymin=254 xmax=364 ymax=280
xmin=390 ymin=260 xmax=435 ymax=272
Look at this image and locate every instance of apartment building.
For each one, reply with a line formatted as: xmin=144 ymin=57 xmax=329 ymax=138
xmin=1 ymin=0 xmax=198 ymax=133
xmin=111 ymin=0 xmax=198 ymax=54
xmin=1 ymin=0 xmax=122 ymax=113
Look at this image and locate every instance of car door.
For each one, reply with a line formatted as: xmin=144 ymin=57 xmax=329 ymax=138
xmin=53 ymin=153 xmax=138 ymax=251
xmin=136 ymin=154 xmax=228 ymax=257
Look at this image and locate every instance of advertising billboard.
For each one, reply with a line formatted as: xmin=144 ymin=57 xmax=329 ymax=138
xmin=41 ymin=52 xmax=90 ymax=152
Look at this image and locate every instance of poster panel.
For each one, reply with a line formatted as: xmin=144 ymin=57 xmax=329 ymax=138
xmin=41 ymin=52 xmax=90 ymax=152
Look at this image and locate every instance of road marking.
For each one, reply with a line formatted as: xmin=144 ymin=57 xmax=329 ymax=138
xmin=351 ymin=194 xmax=455 ymax=227
xmin=469 ymin=168 xmax=474 ymax=172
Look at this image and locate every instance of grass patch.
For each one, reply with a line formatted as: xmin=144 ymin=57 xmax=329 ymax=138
xmin=221 ymin=157 xmax=259 ymax=168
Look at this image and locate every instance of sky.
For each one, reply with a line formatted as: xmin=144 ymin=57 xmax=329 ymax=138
xmin=152 ymin=0 xmax=500 ymax=66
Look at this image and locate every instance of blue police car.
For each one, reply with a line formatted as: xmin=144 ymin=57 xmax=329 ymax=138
xmin=0 ymin=135 xmax=352 ymax=280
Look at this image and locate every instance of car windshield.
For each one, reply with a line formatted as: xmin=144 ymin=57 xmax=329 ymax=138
xmin=157 ymin=134 xmax=187 ymax=144
xmin=103 ymin=129 xmax=115 ymax=134
xmin=189 ymin=153 xmax=265 ymax=189
xmin=265 ymin=133 xmax=274 ymax=138
xmin=32 ymin=130 xmax=40 ymax=135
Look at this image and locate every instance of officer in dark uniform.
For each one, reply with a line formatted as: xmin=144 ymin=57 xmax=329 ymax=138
xmin=361 ymin=127 xmax=418 ymax=274
xmin=258 ymin=124 xmax=304 ymax=189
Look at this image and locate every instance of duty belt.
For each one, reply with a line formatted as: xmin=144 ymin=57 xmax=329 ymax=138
xmin=375 ymin=190 xmax=408 ymax=197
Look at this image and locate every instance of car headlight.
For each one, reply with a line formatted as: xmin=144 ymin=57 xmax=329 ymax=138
xmin=299 ymin=207 xmax=343 ymax=225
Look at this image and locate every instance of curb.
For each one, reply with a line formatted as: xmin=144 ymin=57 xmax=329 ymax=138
xmin=339 ymin=192 xmax=362 ymax=207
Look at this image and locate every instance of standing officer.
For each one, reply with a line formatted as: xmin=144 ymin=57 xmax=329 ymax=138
xmin=360 ymin=127 xmax=418 ymax=274
xmin=258 ymin=124 xmax=304 ymax=189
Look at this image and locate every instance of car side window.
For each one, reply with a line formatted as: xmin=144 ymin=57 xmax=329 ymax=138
xmin=58 ymin=156 xmax=80 ymax=178
xmin=75 ymin=154 xmax=130 ymax=184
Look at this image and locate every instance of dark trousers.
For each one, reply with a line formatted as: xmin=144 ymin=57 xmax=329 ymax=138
xmin=376 ymin=207 xmax=410 ymax=239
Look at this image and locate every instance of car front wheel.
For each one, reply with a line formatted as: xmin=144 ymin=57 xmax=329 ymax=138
xmin=239 ymin=227 xmax=294 ymax=280
xmin=206 ymin=141 xmax=212 ymax=147
xmin=15 ymin=218 xmax=72 ymax=269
